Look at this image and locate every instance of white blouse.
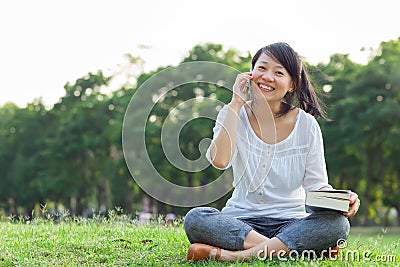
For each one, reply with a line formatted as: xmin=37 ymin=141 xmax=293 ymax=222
xmin=206 ymin=105 xmax=332 ymax=219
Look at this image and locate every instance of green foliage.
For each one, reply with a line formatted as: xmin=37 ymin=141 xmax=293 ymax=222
xmin=309 ymin=37 xmax=400 ymax=225
xmin=0 ymin=39 xmax=399 ymax=226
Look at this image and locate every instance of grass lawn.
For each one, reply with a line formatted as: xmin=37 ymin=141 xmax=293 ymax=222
xmin=0 ymin=212 xmax=399 ymax=266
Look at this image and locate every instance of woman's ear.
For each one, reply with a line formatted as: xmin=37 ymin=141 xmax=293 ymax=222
xmin=289 ymin=83 xmax=294 ymax=93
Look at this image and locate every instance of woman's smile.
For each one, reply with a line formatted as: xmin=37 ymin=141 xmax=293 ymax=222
xmin=258 ymin=83 xmax=274 ymax=92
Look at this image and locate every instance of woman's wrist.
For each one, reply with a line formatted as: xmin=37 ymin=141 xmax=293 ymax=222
xmin=228 ymin=100 xmax=244 ymax=112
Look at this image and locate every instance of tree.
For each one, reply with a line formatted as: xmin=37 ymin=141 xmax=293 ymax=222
xmin=1 ymin=40 xmax=399 ymax=224
xmin=42 ymin=71 xmax=112 ymax=215
xmin=313 ymin=38 xmax=400 ymax=225
xmin=0 ymin=100 xmax=53 ymax=216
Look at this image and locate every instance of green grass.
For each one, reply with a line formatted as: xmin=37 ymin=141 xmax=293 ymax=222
xmin=0 ymin=212 xmax=399 ymax=266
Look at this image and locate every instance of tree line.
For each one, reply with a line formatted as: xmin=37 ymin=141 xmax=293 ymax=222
xmin=1 ymin=39 xmax=399 ymax=226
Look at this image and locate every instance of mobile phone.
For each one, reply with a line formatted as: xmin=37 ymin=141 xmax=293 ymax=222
xmin=241 ymin=79 xmax=251 ymax=94
xmin=241 ymin=67 xmax=252 ymax=94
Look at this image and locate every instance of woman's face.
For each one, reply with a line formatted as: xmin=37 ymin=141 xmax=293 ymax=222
xmin=251 ymin=53 xmax=294 ymax=104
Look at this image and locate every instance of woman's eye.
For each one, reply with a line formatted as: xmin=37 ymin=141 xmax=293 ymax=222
xmin=276 ymin=71 xmax=284 ymax=75
xmin=258 ymin=66 xmax=266 ymax=70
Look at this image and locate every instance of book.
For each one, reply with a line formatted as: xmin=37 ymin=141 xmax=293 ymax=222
xmin=305 ymin=190 xmax=351 ymax=213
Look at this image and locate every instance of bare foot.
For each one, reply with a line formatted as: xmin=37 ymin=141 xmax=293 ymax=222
xmin=208 ymin=248 xmax=219 ymax=260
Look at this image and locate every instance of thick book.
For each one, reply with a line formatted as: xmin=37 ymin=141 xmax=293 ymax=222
xmin=305 ymin=190 xmax=351 ymax=213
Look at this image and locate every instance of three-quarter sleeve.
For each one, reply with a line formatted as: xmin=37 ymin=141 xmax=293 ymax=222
xmin=205 ymin=105 xmax=238 ymax=170
xmin=302 ymin=119 xmax=332 ymax=191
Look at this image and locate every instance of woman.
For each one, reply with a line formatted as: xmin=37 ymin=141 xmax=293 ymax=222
xmin=183 ymin=42 xmax=360 ymax=262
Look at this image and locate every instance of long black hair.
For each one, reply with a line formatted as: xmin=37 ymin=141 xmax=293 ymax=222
xmin=251 ymin=42 xmax=330 ymax=121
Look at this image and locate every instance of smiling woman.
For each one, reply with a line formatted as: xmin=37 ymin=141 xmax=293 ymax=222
xmin=183 ymin=42 xmax=361 ymax=262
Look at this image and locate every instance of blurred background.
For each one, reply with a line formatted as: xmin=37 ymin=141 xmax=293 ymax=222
xmin=0 ymin=0 xmax=399 ymax=226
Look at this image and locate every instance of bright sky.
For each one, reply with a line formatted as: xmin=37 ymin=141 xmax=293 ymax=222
xmin=0 ymin=0 xmax=399 ymax=108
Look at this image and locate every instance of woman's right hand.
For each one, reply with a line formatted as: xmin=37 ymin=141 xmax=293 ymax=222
xmin=231 ymin=72 xmax=252 ymax=105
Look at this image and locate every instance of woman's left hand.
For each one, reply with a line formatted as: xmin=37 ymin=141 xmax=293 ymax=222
xmin=343 ymin=191 xmax=360 ymax=217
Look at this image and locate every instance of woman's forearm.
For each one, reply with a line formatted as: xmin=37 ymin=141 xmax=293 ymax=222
xmin=209 ymin=101 xmax=243 ymax=168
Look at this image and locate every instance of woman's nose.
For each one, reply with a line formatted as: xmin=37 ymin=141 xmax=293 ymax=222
xmin=262 ymin=71 xmax=274 ymax=81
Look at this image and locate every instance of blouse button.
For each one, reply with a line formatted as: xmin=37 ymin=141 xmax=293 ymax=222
xmin=259 ymin=191 xmax=264 ymax=203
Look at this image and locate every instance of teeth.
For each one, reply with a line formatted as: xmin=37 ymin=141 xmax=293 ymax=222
xmin=259 ymin=84 xmax=273 ymax=91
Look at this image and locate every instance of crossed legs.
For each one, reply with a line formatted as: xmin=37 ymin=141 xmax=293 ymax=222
xmin=184 ymin=207 xmax=350 ymax=262
xmin=184 ymin=207 xmax=288 ymax=262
